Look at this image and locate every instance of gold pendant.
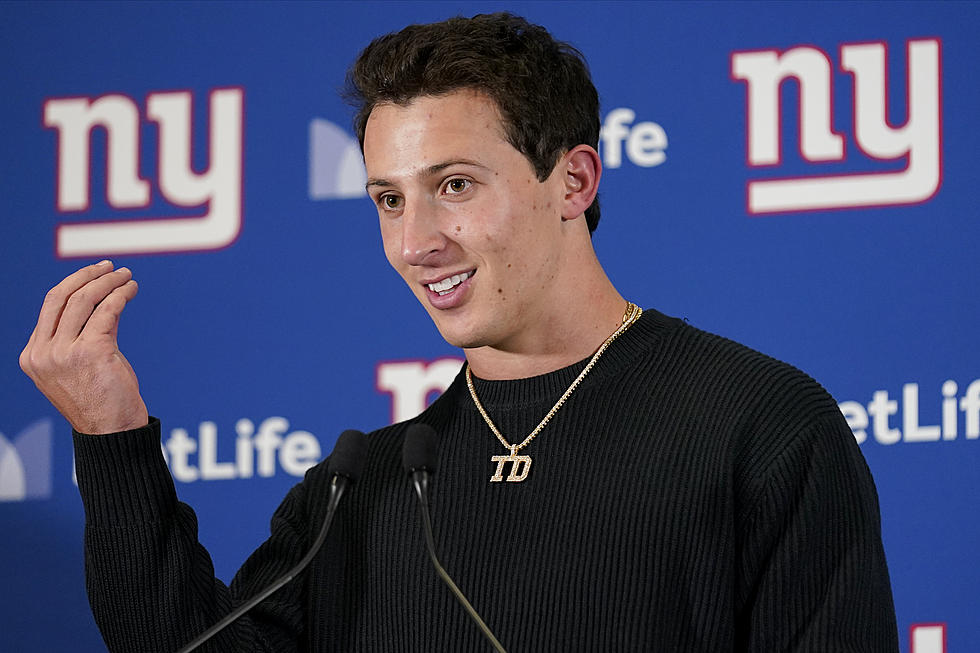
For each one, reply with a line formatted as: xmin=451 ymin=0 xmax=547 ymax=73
xmin=490 ymin=453 xmax=532 ymax=482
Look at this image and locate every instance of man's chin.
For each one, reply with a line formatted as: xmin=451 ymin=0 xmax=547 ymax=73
xmin=436 ymin=329 xmax=480 ymax=350
xmin=430 ymin=320 xmax=485 ymax=351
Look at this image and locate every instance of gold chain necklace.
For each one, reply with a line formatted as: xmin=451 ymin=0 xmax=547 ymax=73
xmin=466 ymin=301 xmax=642 ymax=483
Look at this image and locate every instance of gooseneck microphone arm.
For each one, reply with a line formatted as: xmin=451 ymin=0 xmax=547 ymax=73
xmin=176 ymin=429 xmax=368 ymax=653
xmin=403 ymin=424 xmax=507 ymax=653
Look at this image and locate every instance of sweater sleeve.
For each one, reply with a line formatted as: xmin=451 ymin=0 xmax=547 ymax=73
xmin=74 ymin=417 xmax=310 ymax=653
xmin=734 ymin=412 xmax=899 ymax=652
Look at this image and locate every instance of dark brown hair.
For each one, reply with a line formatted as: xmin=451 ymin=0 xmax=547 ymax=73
xmin=346 ymin=12 xmax=602 ymax=232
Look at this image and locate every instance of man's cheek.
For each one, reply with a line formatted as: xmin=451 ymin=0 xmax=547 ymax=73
xmin=379 ymin=236 xmax=402 ymax=271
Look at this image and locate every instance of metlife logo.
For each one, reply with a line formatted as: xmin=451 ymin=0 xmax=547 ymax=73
xmin=308 ymin=118 xmax=367 ymax=200
xmin=840 ymin=378 xmax=979 ymax=446
xmin=0 ymin=419 xmax=53 ymax=502
xmin=599 ymin=108 xmax=668 ymax=169
xmin=160 ymin=416 xmax=322 ymax=483
xmin=1 ymin=416 xmax=319 ymax=497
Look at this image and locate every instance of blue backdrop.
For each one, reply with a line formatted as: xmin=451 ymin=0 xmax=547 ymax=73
xmin=1 ymin=2 xmax=976 ymax=651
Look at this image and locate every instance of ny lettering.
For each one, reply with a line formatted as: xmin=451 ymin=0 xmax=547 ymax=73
xmin=43 ymin=87 xmax=244 ymax=257
xmin=731 ymin=38 xmax=941 ymax=213
xmin=376 ymin=358 xmax=463 ymax=423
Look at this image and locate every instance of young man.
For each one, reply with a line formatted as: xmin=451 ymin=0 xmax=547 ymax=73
xmin=20 ymin=13 xmax=898 ymax=652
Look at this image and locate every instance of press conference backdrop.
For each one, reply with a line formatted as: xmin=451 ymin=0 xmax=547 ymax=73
xmin=1 ymin=1 xmax=976 ymax=650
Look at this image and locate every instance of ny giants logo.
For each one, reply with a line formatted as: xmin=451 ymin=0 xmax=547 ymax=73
xmin=376 ymin=358 xmax=463 ymax=423
xmin=43 ymin=87 xmax=244 ymax=258
xmin=730 ymin=38 xmax=941 ymax=214
xmin=911 ymin=623 xmax=947 ymax=653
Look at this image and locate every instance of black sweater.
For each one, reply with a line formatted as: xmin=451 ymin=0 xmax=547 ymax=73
xmin=74 ymin=310 xmax=899 ymax=652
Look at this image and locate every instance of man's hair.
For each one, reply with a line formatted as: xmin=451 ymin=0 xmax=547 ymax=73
xmin=346 ymin=12 xmax=602 ymax=233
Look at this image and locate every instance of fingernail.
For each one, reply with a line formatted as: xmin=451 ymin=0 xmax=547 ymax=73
xmin=118 ymin=267 xmax=131 ymax=274
xmin=97 ymin=259 xmax=112 ymax=267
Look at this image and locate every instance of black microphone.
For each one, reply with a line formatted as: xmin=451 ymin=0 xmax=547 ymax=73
xmin=402 ymin=423 xmax=506 ymax=653
xmin=177 ymin=429 xmax=368 ymax=653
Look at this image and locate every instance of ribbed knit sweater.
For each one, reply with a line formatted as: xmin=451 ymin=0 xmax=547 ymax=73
xmin=74 ymin=310 xmax=898 ymax=652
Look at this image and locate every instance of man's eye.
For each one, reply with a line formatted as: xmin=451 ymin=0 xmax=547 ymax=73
xmin=381 ymin=195 xmax=403 ymax=209
xmin=445 ymin=178 xmax=471 ymax=194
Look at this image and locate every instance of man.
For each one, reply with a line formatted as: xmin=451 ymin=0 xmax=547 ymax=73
xmin=20 ymin=13 xmax=898 ymax=652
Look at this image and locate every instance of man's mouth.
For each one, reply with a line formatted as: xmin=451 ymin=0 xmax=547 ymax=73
xmin=426 ymin=270 xmax=473 ymax=296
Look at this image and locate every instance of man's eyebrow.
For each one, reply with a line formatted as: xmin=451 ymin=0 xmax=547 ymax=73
xmin=364 ymin=159 xmax=490 ymax=193
xmin=365 ymin=178 xmax=394 ymax=191
xmin=424 ymin=158 xmax=489 ymax=175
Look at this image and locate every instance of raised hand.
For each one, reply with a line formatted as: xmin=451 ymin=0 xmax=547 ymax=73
xmin=20 ymin=260 xmax=148 ymax=435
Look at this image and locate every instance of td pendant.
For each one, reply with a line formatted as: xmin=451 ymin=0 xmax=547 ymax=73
xmin=490 ymin=453 xmax=532 ymax=482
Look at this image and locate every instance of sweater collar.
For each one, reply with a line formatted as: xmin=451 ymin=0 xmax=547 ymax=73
xmin=448 ymin=308 xmax=675 ymax=409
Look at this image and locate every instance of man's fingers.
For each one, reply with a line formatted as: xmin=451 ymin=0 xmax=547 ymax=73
xmin=35 ymin=260 xmax=115 ymax=341
xmin=19 ymin=327 xmax=38 ymax=376
xmin=82 ymin=279 xmax=139 ymax=339
xmin=52 ymin=267 xmax=134 ymax=343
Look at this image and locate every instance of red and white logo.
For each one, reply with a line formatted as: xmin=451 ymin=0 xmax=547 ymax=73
xmin=43 ymin=87 xmax=244 ymax=257
xmin=730 ymin=38 xmax=941 ymax=214
xmin=910 ymin=623 xmax=947 ymax=653
xmin=376 ymin=357 xmax=463 ymax=423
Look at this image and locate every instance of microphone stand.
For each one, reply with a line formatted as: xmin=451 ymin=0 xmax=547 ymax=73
xmin=410 ymin=470 xmax=507 ymax=653
xmin=176 ymin=474 xmax=351 ymax=653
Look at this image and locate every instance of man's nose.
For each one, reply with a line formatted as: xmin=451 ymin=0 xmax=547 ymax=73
xmin=400 ymin=199 xmax=447 ymax=266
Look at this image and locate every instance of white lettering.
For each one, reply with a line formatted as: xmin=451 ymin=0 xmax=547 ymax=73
xmin=254 ymin=417 xmax=287 ymax=478
xmin=867 ymin=390 xmax=901 ymax=445
xmin=903 ymin=383 xmax=941 ymax=442
xmin=377 ymin=358 xmax=463 ymax=423
xmin=941 ymin=380 xmax=958 ymax=440
xmin=731 ymin=47 xmax=843 ymax=165
xmin=198 ymin=421 xmax=236 ymax=480
xmin=45 ymin=87 xmax=244 ymax=258
xmin=44 ymin=95 xmax=150 ymax=211
xmin=166 ymin=428 xmax=199 ymax=482
xmin=279 ymin=430 xmax=320 ymax=476
xmin=626 ymin=121 xmax=667 ymax=167
xmin=962 ymin=379 xmax=980 ymax=439
xmin=600 ymin=108 xmax=668 ymax=169
xmin=841 ymin=378 xmax=979 ymax=445
xmin=600 ymin=108 xmax=632 ymax=169
xmin=235 ymin=418 xmax=255 ymax=478
xmin=910 ymin=623 xmax=946 ymax=653
xmin=161 ymin=416 xmax=321 ymax=482
xmin=732 ymin=38 xmax=941 ymax=214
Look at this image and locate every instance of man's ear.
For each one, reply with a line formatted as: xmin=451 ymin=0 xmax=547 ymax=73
xmin=560 ymin=145 xmax=602 ymax=221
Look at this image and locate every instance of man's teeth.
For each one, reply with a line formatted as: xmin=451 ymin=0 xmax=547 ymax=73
xmin=428 ymin=271 xmax=471 ymax=295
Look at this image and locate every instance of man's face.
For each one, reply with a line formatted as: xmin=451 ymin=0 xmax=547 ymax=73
xmin=363 ymin=90 xmax=571 ymax=354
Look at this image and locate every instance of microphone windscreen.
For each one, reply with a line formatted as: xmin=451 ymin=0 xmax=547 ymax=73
xmin=402 ymin=423 xmax=438 ymax=476
xmin=327 ymin=429 xmax=368 ymax=482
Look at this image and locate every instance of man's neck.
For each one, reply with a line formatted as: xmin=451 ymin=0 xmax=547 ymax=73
xmin=463 ymin=285 xmax=628 ymax=381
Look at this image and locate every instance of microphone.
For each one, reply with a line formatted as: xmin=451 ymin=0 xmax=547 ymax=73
xmin=402 ymin=423 xmax=506 ymax=653
xmin=177 ymin=429 xmax=368 ymax=653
